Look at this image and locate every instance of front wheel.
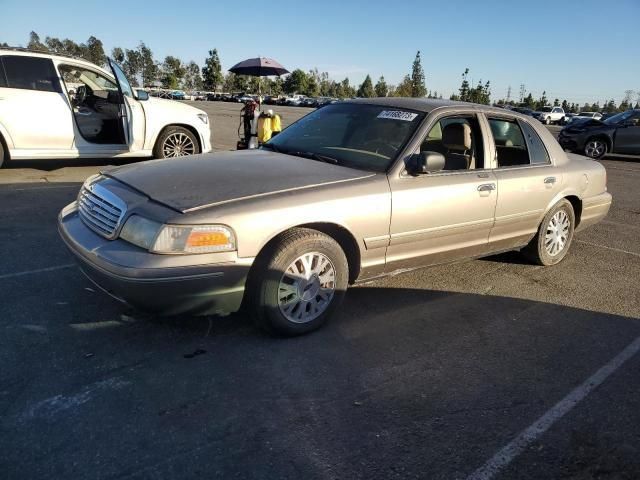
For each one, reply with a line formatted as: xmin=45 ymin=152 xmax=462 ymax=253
xmin=250 ymin=228 xmax=349 ymax=336
xmin=153 ymin=126 xmax=200 ymax=159
xmin=584 ymin=138 xmax=607 ymax=159
xmin=545 ymin=117 xmax=551 ymax=125
xmin=522 ymin=199 xmax=575 ymax=266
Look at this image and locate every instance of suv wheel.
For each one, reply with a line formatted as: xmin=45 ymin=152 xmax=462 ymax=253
xmin=584 ymin=138 xmax=607 ymax=159
xmin=153 ymin=126 xmax=200 ymax=159
xmin=523 ymin=199 xmax=575 ymax=266
xmin=250 ymin=228 xmax=349 ymax=336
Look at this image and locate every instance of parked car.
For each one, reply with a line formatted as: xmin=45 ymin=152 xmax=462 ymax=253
xmin=532 ymin=106 xmax=565 ymax=125
xmin=511 ymin=107 xmax=534 ymax=116
xmin=59 ymin=98 xmax=611 ymax=336
xmin=0 ymin=48 xmax=211 ymax=167
xmin=558 ymin=109 xmax=640 ymax=158
xmin=286 ymin=94 xmax=307 ymax=106
xmin=561 ymin=112 xmax=577 ymax=125
xmin=301 ymin=97 xmax=318 ymax=107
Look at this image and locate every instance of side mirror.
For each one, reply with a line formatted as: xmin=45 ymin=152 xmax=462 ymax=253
xmin=415 ymin=151 xmax=445 ymax=174
xmin=136 ymin=90 xmax=149 ymax=101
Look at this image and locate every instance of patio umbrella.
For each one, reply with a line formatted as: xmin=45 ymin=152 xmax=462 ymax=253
xmin=228 ymin=57 xmax=289 ymax=77
xmin=228 ymin=57 xmax=289 ymax=106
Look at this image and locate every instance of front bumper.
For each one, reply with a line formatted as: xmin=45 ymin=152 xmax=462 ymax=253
xmin=558 ymin=132 xmax=585 ymax=152
xmin=58 ymin=204 xmax=252 ymax=316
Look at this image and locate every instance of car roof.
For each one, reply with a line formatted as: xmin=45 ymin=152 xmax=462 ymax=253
xmin=0 ymin=47 xmax=113 ymax=77
xmin=344 ymin=97 xmax=516 ymax=115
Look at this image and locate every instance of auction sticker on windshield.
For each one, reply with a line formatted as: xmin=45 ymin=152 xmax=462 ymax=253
xmin=377 ymin=110 xmax=419 ymax=121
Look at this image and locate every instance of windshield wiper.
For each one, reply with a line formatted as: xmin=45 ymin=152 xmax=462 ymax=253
xmin=285 ymin=150 xmax=340 ymax=165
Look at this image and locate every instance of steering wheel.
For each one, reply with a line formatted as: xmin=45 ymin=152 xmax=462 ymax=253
xmin=74 ymin=85 xmax=87 ymax=106
xmin=362 ymin=139 xmax=398 ymax=158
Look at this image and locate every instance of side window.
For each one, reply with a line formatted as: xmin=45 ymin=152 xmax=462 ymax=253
xmin=1 ymin=55 xmax=61 ymax=92
xmin=488 ymin=118 xmax=530 ymax=167
xmin=520 ymin=121 xmax=551 ymax=164
xmin=419 ymin=115 xmax=485 ymax=170
xmin=0 ymin=60 xmax=7 ymax=88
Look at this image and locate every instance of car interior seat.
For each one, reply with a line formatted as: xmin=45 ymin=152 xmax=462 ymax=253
xmin=441 ymin=123 xmax=473 ymax=170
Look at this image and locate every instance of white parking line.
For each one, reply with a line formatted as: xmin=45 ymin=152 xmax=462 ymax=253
xmin=575 ymin=239 xmax=640 ymax=258
xmin=0 ymin=264 xmax=76 ymax=280
xmin=466 ymin=335 xmax=640 ymax=480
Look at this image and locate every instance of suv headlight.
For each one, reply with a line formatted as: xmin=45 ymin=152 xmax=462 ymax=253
xmin=119 ymin=215 xmax=236 ymax=254
xmin=197 ymin=113 xmax=209 ymax=125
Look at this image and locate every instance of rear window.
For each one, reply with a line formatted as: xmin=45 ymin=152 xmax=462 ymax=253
xmin=1 ymin=55 xmax=61 ymax=92
xmin=520 ymin=121 xmax=551 ymax=164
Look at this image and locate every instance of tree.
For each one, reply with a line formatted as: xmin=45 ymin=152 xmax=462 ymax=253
xmin=305 ymin=69 xmax=320 ymax=97
xmin=561 ymin=99 xmax=569 ymax=111
xmin=459 ymin=68 xmax=470 ymax=101
xmin=394 ymin=75 xmax=413 ymax=97
xmin=537 ymin=90 xmax=548 ymax=109
xmin=160 ymin=55 xmax=185 ymax=89
xmin=85 ymin=36 xmax=105 ymax=66
xmin=357 ymin=74 xmax=375 ymax=98
xmin=374 ymin=76 xmax=388 ymax=97
xmin=553 ymin=98 xmax=560 ymax=106
xmin=202 ymin=48 xmax=223 ymax=91
xmin=111 ymin=47 xmax=125 ymax=64
xmin=523 ymin=93 xmax=535 ymax=108
xmin=283 ymin=69 xmax=308 ymax=94
xmin=124 ymin=49 xmax=143 ymax=86
xmin=604 ymin=99 xmax=617 ymax=113
xmin=138 ymin=42 xmax=158 ymax=86
xmin=410 ymin=51 xmax=427 ymax=97
xmin=27 ymin=31 xmax=48 ymax=52
xmin=183 ymin=61 xmax=203 ymax=90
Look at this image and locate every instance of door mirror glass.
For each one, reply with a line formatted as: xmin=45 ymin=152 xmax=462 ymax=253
xmin=417 ymin=151 xmax=445 ymax=173
xmin=136 ymin=89 xmax=149 ymax=101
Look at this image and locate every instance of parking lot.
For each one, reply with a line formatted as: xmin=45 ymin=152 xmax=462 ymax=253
xmin=1 ymin=102 xmax=639 ymax=479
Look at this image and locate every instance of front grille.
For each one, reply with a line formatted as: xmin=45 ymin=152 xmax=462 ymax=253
xmin=78 ymin=183 xmax=126 ymax=239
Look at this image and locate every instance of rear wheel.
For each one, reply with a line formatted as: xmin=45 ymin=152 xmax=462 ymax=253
xmin=584 ymin=138 xmax=607 ymax=159
xmin=153 ymin=126 xmax=200 ymax=159
xmin=249 ymin=228 xmax=349 ymax=336
xmin=523 ymin=199 xmax=575 ymax=266
xmin=0 ymin=138 xmax=5 ymax=168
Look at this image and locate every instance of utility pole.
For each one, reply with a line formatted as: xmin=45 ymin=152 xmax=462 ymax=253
xmin=519 ymin=84 xmax=526 ymax=103
xmin=506 ymin=85 xmax=512 ymax=103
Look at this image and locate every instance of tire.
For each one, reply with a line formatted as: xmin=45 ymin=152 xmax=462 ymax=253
xmin=522 ymin=199 xmax=575 ymax=266
xmin=153 ymin=126 xmax=200 ymax=159
xmin=545 ymin=117 xmax=551 ymax=125
xmin=584 ymin=137 xmax=608 ymax=159
xmin=249 ymin=228 xmax=349 ymax=336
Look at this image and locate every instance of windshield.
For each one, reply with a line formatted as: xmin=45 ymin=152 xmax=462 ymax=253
xmin=604 ymin=110 xmax=634 ymax=125
xmin=264 ymin=103 xmax=425 ymax=172
xmin=539 ymin=107 xmax=553 ymax=112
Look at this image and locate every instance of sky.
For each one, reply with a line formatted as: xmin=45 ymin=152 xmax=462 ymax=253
xmin=2 ymin=0 xmax=639 ymax=104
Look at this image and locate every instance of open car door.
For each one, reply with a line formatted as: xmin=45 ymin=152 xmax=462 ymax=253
xmin=107 ymin=58 xmax=133 ymax=146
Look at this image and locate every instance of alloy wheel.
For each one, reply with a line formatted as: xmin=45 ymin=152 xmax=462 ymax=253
xmin=545 ymin=210 xmax=570 ymax=256
xmin=584 ymin=140 xmax=606 ymax=159
xmin=278 ymin=252 xmax=336 ymax=323
xmin=162 ymin=132 xmax=195 ymax=157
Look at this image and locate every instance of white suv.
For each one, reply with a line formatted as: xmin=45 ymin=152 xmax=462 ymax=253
xmin=0 ymin=49 xmax=212 ymax=167
xmin=533 ymin=106 xmax=565 ymax=125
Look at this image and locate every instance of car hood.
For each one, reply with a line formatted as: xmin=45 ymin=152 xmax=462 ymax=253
xmin=103 ymin=150 xmax=375 ymax=213
xmin=143 ymin=96 xmax=206 ymax=116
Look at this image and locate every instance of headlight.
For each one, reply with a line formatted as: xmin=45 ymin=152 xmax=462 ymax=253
xmin=120 ymin=216 xmax=235 ymax=254
xmin=120 ymin=215 xmax=163 ymax=250
xmin=153 ymin=224 xmax=235 ymax=254
xmin=197 ymin=113 xmax=209 ymax=125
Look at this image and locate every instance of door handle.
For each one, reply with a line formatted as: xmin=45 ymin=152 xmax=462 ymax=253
xmin=477 ymin=183 xmax=496 ymax=197
xmin=544 ymin=177 xmax=556 ymax=188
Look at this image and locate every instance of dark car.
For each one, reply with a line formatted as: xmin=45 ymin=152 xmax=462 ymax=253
xmin=512 ymin=107 xmax=534 ymax=116
xmin=558 ymin=109 xmax=640 ymax=159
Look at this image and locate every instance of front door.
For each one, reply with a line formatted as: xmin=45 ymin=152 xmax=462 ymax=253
xmin=0 ymin=55 xmax=74 ymax=151
xmin=613 ymin=113 xmax=640 ymax=154
xmin=386 ymin=113 xmax=497 ymax=270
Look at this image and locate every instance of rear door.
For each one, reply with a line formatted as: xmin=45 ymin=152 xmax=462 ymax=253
xmin=485 ymin=116 xmax=561 ymax=250
xmin=0 ymin=55 xmax=75 ymax=151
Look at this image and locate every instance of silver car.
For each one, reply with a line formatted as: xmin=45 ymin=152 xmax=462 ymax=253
xmin=59 ymin=98 xmax=612 ymax=335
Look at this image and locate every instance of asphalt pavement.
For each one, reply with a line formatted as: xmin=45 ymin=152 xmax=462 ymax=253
xmin=0 ymin=103 xmax=639 ymax=479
